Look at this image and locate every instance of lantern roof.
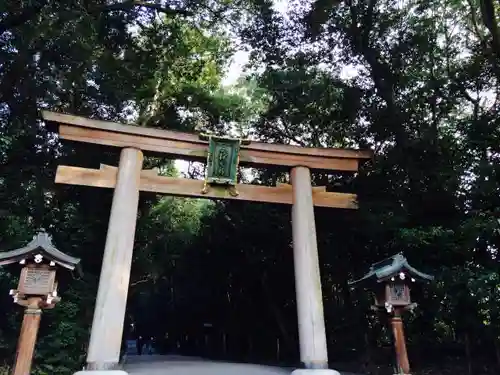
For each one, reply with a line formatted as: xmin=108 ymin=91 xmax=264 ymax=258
xmin=349 ymin=253 xmax=434 ymax=286
xmin=0 ymin=229 xmax=82 ymax=274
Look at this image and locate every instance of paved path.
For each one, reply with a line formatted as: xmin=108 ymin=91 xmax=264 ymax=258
xmin=124 ymin=355 xmax=289 ymax=375
xmin=123 ymin=355 xmax=362 ymax=375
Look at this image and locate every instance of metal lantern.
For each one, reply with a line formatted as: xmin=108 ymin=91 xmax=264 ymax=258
xmin=350 ymin=253 xmax=434 ymax=375
xmin=350 ymin=253 xmax=433 ymax=313
xmin=199 ymin=133 xmax=251 ymax=197
xmin=0 ymin=229 xmax=81 ymax=375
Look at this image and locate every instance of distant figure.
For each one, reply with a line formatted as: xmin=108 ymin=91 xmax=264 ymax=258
xmin=136 ymin=335 xmax=143 ymax=355
xmin=142 ymin=337 xmax=152 ymax=355
xmin=148 ymin=336 xmax=155 ymax=354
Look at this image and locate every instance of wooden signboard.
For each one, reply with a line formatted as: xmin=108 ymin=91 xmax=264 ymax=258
xmin=386 ymin=283 xmax=411 ymax=306
xmin=18 ymin=266 xmax=56 ymax=296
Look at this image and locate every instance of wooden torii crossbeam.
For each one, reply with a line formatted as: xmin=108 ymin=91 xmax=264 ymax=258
xmin=41 ymin=111 xmax=372 ymax=375
xmin=43 ymin=111 xmax=370 ymax=209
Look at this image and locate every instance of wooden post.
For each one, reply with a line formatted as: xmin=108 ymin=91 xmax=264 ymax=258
xmin=86 ymin=148 xmax=143 ymax=370
xmin=12 ymin=298 xmax=42 ymax=375
xmin=291 ymin=166 xmax=329 ymax=369
xmin=391 ymin=310 xmax=410 ymax=374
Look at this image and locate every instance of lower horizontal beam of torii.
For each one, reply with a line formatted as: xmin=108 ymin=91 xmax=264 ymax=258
xmin=55 ymin=164 xmax=358 ymax=209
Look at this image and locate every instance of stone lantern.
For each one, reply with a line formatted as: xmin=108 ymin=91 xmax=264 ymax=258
xmin=0 ymin=229 xmax=81 ymax=375
xmin=349 ymin=253 xmax=433 ymax=375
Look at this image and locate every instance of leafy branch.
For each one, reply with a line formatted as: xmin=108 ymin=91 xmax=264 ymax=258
xmin=0 ymin=1 xmax=192 ymax=35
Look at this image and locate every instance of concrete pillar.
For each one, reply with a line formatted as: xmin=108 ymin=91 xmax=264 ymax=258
xmin=86 ymin=148 xmax=143 ymax=371
xmin=291 ymin=166 xmax=339 ymax=375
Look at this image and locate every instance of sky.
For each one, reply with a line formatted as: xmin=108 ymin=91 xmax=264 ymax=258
xmin=176 ymin=0 xmax=293 ymax=174
xmin=222 ymin=49 xmax=249 ymax=86
xmin=176 ymin=0 xmax=360 ymax=175
xmin=222 ymin=0 xmax=291 ymax=86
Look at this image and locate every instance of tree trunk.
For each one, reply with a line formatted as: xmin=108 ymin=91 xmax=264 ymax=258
xmin=362 ymin=331 xmax=377 ymax=375
xmin=465 ymin=332 xmax=472 ymax=375
xmin=247 ymin=335 xmax=253 ymax=360
xmin=495 ymin=339 xmax=500 ymax=372
xmin=260 ymin=274 xmax=295 ymax=354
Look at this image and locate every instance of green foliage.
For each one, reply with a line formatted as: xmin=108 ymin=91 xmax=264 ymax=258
xmin=1 ymin=0 xmax=500 ymax=374
xmin=0 ymin=1 xmax=249 ymax=373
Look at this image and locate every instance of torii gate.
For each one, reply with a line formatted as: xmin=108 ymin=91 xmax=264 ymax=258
xmin=42 ymin=111 xmax=371 ymax=375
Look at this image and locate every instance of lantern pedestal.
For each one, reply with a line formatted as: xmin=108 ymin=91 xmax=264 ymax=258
xmin=390 ymin=311 xmax=410 ymax=375
xmin=12 ymin=297 xmax=43 ymax=375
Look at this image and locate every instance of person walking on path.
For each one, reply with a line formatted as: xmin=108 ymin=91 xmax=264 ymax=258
xmin=136 ymin=336 xmax=143 ymax=355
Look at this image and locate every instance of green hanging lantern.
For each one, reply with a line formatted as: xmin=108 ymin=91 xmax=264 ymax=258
xmin=199 ymin=134 xmax=250 ymax=196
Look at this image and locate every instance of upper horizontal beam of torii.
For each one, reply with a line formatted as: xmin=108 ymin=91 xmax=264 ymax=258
xmin=42 ymin=111 xmax=372 ymax=172
xmin=41 ymin=111 xmax=372 ymax=209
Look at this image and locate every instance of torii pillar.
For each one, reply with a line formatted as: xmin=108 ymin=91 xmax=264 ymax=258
xmin=85 ymin=148 xmax=143 ymax=372
xmin=291 ymin=166 xmax=339 ymax=375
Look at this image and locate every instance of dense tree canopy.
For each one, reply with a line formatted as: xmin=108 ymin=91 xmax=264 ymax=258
xmin=1 ymin=1 xmax=499 ymax=375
